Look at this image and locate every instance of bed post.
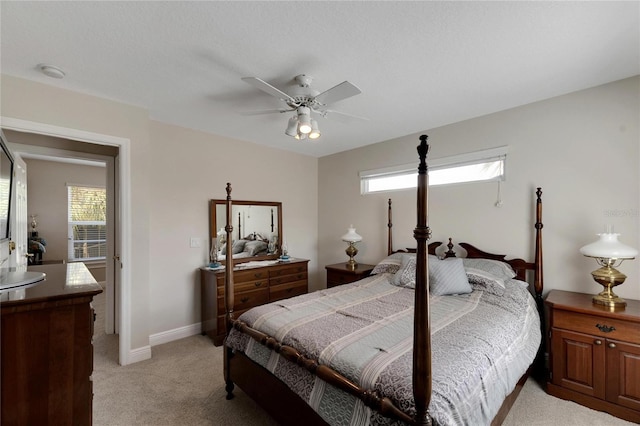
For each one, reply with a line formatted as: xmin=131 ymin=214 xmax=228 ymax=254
xmin=223 ymin=182 xmax=235 ymax=400
xmin=387 ymin=199 xmax=393 ymax=256
xmin=414 ymin=135 xmax=432 ymax=425
xmin=534 ymin=188 xmax=543 ymax=310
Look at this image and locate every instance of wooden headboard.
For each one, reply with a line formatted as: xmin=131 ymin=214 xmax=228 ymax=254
xmin=386 ymin=188 xmax=544 ymax=305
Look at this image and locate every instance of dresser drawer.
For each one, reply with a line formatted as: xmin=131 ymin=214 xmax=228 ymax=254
xmin=270 ymin=280 xmax=307 ymax=301
xmin=554 ymin=309 xmax=640 ymax=344
xmin=270 ymin=271 xmax=308 ymax=286
xmin=270 ymin=264 xmax=308 ymax=278
xmin=217 ymin=287 xmax=269 ymax=312
xmin=217 ymin=269 xmax=269 ymax=287
xmin=216 ymin=279 xmax=268 ymax=297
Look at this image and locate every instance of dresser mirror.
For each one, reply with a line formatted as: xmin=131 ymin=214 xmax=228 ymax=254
xmin=209 ymin=199 xmax=282 ymax=264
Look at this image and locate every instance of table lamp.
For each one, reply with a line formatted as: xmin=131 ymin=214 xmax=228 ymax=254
xmin=579 ymin=227 xmax=638 ymax=308
xmin=341 ymin=225 xmax=363 ymax=270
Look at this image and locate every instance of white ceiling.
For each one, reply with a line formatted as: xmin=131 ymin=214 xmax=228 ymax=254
xmin=1 ymin=1 xmax=638 ymax=158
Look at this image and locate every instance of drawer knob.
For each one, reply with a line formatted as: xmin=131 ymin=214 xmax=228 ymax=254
xmin=595 ymin=323 xmax=616 ymax=333
xmin=240 ymin=297 xmax=249 ymax=303
xmin=595 ymin=339 xmax=602 ymax=345
xmin=608 ymin=342 xmax=617 ymax=349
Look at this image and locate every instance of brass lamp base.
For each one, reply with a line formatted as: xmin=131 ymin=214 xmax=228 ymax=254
xmin=590 ymin=265 xmax=627 ymax=309
xmin=345 ymin=242 xmax=358 ymax=271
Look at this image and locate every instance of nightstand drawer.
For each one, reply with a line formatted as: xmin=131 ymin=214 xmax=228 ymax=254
xmin=328 ymin=270 xmax=360 ymax=285
xmin=554 ymin=309 xmax=640 ymax=345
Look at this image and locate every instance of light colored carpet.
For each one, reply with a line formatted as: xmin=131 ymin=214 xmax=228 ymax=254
xmin=91 ymin=291 xmax=634 ymax=425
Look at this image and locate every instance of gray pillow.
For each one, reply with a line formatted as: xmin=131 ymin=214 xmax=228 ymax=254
xmin=462 ymin=258 xmax=516 ymax=280
xmin=371 ymin=252 xmax=405 ymax=275
xmin=232 ymin=240 xmax=248 ymax=254
xmin=466 ymin=270 xmax=506 ymax=296
xmin=243 ymin=240 xmax=268 ymax=256
xmin=392 ymin=254 xmax=417 ymax=288
xmin=429 ymin=257 xmax=472 ymax=296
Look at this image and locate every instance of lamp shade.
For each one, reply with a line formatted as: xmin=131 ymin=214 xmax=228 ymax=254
xmin=341 ymin=225 xmax=362 ymax=243
xmin=579 ymin=233 xmax=638 ymax=259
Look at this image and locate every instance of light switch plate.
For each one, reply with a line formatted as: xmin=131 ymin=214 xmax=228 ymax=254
xmin=190 ymin=237 xmax=201 ymax=248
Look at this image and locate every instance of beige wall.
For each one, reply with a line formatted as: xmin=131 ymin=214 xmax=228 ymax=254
xmin=319 ymin=76 xmax=640 ymax=301
xmin=147 ymin=121 xmax=318 ymax=335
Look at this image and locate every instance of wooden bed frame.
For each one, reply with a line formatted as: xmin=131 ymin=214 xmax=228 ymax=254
xmin=222 ymin=135 xmax=544 ymax=425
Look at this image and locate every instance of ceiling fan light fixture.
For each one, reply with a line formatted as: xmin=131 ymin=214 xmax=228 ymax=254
xmin=285 ymin=116 xmax=298 ymax=137
xmin=308 ymin=119 xmax=321 ymax=139
xmin=298 ymin=115 xmax=311 ymax=134
xmin=295 ymin=106 xmax=312 ymax=134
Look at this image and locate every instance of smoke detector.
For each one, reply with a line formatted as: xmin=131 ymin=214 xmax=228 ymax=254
xmin=39 ymin=64 xmax=65 ymax=79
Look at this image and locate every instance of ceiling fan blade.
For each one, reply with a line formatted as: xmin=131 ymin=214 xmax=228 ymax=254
xmin=239 ymin=108 xmax=293 ymax=116
xmin=242 ymin=77 xmax=297 ymax=104
xmin=313 ymin=81 xmax=362 ymax=105
xmin=320 ymin=109 xmax=369 ymax=122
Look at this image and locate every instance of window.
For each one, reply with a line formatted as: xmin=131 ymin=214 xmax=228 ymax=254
xmin=68 ymin=185 xmax=107 ymax=261
xmin=360 ymin=146 xmax=507 ymax=194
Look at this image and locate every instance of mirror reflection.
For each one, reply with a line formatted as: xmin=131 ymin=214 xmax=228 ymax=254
xmin=209 ymin=200 xmax=282 ymax=263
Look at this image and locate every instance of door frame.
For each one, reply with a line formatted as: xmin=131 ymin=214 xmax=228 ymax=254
xmin=0 ymin=116 xmax=133 ymax=366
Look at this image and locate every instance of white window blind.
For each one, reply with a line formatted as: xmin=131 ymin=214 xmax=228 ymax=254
xmin=360 ymin=146 xmax=507 ymax=194
xmin=67 ymin=185 xmax=107 ymax=261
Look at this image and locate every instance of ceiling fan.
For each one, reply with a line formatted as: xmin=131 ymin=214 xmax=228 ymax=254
xmin=241 ymin=74 xmax=365 ymax=140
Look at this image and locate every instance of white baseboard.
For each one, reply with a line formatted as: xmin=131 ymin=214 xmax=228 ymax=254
xmin=125 ymin=345 xmax=152 ymax=365
xmin=149 ymin=323 xmax=201 ymax=347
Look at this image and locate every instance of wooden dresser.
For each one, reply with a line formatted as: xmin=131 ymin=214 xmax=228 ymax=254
xmin=545 ymin=290 xmax=640 ymax=423
xmin=1 ymin=262 xmax=103 ymax=425
xmin=201 ymin=258 xmax=309 ymax=345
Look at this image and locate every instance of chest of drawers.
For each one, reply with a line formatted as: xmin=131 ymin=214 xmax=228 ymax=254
xmin=201 ymin=258 xmax=309 ymax=345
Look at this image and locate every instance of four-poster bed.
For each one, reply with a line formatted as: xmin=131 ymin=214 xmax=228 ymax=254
xmin=221 ymin=135 xmax=544 ymax=425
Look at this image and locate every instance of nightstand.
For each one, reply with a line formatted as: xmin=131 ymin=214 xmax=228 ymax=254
xmin=325 ymin=262 xmax=375 ymax=288
xmin=545 ymin=290 xmax=640 ymax=423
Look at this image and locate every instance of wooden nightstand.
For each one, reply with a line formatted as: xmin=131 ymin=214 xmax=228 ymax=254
xmin=545 ymin=290 xmax=640 ymax=423
xmin=325 ymin=262 xmax=375 ymax=288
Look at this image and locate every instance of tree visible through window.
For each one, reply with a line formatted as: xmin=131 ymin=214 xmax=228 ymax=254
xmin=68 ymin=185 xmax=106 ymax=261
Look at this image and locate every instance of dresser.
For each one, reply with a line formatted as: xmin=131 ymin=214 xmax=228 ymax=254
xmin=1 ymin=263 xmax=103 ymax=425
xmin=325 ymin=262 xmax=375 ymax=288
xmin=545 ymin=290 xmax=640 ymax=423
xmin=201 ymin=258 xmax=309 ymax=345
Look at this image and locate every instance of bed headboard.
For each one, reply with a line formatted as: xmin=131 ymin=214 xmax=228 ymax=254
xmin=386 ymin=187 xmax=544 ymax=304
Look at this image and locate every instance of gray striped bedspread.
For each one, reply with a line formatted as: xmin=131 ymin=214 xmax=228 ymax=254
xmin=225 ymin=272 xmax=541 ymax=425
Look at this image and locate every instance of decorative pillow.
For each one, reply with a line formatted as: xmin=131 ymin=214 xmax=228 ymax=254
xmin=243 ymin=240 xmax=268 ymax=256
xmin=221 ymin=240 xmax=248 ymax=255
xmin=466 ymin=270 xmax=506 ymax=296
xmin=371 ymin=252 xmax=406 ymax=275
xmin=231 ymin=240 xmax=248 ymax=254
xmin=429 ymin=257 xmax=472 ymax=296
xmin=392 ymin=254 xmax=417 ymax=288
xmin=462 ymin=258 xmax=516 ymax=281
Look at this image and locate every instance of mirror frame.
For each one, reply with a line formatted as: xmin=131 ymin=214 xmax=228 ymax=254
xmin=209 ymin=199 xmax=283 ymax=264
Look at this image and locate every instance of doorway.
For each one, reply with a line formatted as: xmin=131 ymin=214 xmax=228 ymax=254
xmin=0 ymin=117 xmax=133 ymax=366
